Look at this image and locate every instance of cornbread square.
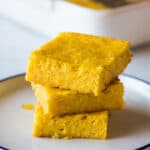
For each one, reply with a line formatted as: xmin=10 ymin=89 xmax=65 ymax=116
xmin=32 ymin=80 xmax=124 ymax=116
xmin=66 ymin=0 xmax=108 ymax=10
xmin=33 ymin=105 xmax=108 ymax=139
xmin=26 ymin=32 xmax=132 ymax=96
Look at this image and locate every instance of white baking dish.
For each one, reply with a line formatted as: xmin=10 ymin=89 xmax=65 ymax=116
xmin=52 ymin=1 xmax=150 ymax=46
xmin=0 ymin=0 xmax=150 ymax=46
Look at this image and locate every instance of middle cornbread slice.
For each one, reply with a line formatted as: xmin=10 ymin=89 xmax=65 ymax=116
xmin=32 ymin=79 xmax=124 ymax=116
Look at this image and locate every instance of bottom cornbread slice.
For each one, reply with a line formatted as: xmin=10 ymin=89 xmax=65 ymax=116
xmin=32 ymin=79 xmax=124 ymax=116
xmin=33 ymin=105 xmax=108 ymax=139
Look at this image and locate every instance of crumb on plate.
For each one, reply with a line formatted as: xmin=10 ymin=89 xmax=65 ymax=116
xmin=22 ymin=103 xmax=34 ymax=110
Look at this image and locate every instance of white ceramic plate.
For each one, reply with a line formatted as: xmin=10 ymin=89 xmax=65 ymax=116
xmin=0 ymin=74 xmax=150 ymax=150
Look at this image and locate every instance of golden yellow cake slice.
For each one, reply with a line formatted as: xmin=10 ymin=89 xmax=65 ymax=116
xmin=66 ymin=0 xmax=108 ymax=10
xmin=26 ymin=32 xmax=132 ymax=96
xmin=32 ymin=79 xmax=124 ymax=116
xmin=33 ymin=105 xmax=108 ymax=139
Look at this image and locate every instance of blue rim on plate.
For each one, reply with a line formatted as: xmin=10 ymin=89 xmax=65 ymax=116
xmin=0 ymin=146 xmax=9 ymax=150
xmin=0 ymin=73 xmax=25 ymax=82
xmin=136 ymin=143 xmax=150 ymax=150
xmin=0 ymin=73 xmax=150 ymax=150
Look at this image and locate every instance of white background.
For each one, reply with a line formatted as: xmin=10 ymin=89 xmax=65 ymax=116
xmin=0 ymin=0 xmax=150 ymax=81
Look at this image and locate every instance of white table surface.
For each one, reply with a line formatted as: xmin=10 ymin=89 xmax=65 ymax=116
xmin=0 ymin=14 xmax=150 ymax=82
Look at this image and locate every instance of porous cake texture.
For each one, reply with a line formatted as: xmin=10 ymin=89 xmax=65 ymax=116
xmin=32 ymin=79 xmax=124 ymax=116
xmin=26 ymin=32 xmax=132 ymax=96
xmin=33 ymin=105 xmax=108 ymax=139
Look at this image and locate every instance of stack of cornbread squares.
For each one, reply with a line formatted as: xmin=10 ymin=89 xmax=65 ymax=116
xmin=25 ymin=32 xmax=132 ymax=139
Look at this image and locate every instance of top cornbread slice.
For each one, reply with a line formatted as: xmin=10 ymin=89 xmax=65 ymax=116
xmin=26 ymin=32 xmax=132 ymax=96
